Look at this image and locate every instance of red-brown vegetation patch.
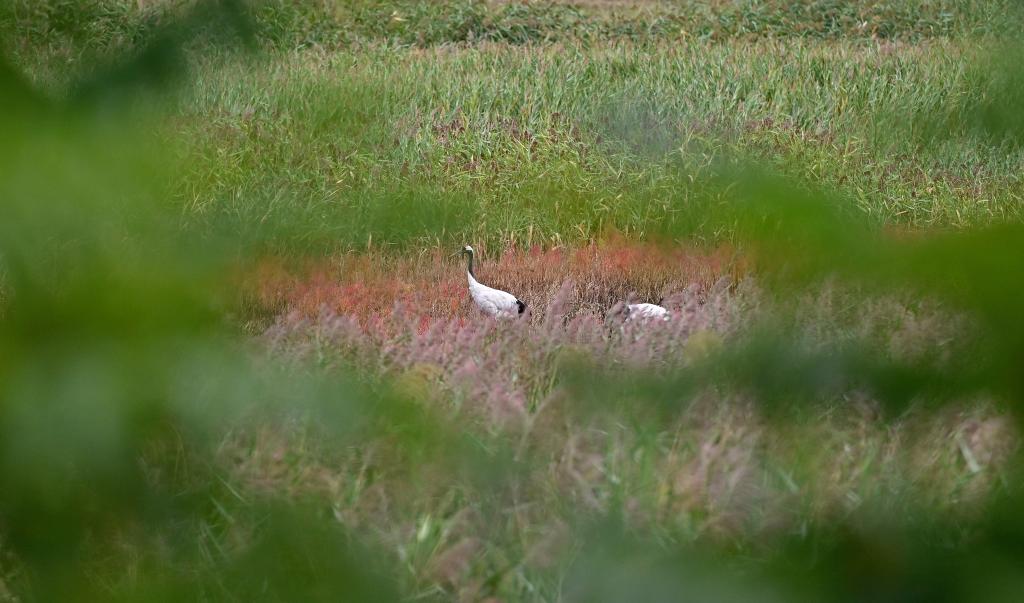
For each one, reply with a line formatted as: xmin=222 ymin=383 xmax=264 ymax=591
xmin=248 ymin=242 xmax=743 ymax=326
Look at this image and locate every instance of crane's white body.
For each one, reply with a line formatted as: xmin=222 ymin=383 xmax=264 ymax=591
xmin=625 ymin=302 xmax=669 ymax=321
xmin=468 ymin=271 xmax=523 ymax=317
xmin=461 ymin=246 xmax=525 ymax=318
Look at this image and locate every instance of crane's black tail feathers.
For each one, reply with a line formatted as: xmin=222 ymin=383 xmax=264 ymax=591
xmin=516 ymin=300 xmax=526 ymax=314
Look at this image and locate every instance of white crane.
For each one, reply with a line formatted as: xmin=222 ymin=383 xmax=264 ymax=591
xmin=459 ymin=245 xmax=526 ymax=318
xmin=624 ymin=302 xmax=669 ymax=322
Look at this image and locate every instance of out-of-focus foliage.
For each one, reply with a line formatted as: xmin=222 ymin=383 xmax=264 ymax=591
xmin=2 ymin=1 xmax=1024 ymax=602
xmin=0 ymin=6 xmax=419 ymax=601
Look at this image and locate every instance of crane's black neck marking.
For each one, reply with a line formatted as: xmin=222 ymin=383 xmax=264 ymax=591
xmin=465 ymin=250 xmax=475 ymax=277
xmin=516 ymin=299 xmax=526 ymax=314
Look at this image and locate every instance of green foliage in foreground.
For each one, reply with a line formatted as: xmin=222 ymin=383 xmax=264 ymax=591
xmin=3 ymin=3 xmax=1024 ymax=602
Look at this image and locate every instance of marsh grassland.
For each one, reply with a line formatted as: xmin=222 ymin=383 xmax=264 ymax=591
xmin=2 ymin=1 xmax=1024 ymax=601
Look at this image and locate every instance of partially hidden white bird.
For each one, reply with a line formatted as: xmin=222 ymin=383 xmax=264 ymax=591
xmin=460 ymin=245 xmax=526 ymax=318
xmin=624 ymin=301 xmax=669 ymax=322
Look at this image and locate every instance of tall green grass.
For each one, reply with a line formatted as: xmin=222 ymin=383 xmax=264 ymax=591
xmin=6 ymin=0 xmax=1016 ymax=54
xmin=7 ymin=2 xmax=1022 ymax=251
xmin=174 ymin=40 xmax=1023 ymax=253
xmin=5 ymin=0 xmax=1021 ymax=88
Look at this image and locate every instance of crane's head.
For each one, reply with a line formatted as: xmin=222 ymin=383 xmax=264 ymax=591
xmin=461 ymin=245 xmax=474 ymax=255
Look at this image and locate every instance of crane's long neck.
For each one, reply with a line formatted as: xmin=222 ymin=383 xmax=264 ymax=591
xmin=465 ymin=251 xmax=475 ymax=277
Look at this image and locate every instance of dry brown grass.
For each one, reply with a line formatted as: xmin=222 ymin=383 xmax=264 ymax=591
xmin=232 ymin=244 xmax=1019 ymax=599
xmin=218 ymin=392 xmax=1016 ymax=599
